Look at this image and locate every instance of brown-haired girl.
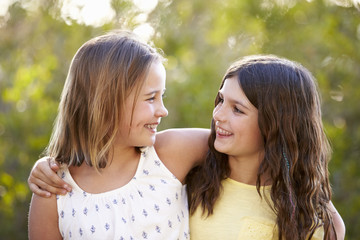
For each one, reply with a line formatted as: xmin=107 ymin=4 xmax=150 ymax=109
xmin=187 ymin=55 xmax=344 ymax=239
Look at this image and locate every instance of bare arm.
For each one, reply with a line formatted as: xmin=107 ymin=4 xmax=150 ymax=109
xmin=28 ymin=157 xmax=72 ymax=197
xmin=328 ymin=201 xmax=345 ymax=240
xmin=28 ymin=193 xmax=62 ymax=240
xmin=155 ymin=128 xmax=210 ymax=183
xmin=28 ymin=128 xmax=210 ymax=195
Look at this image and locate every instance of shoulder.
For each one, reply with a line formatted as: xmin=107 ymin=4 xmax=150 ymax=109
xmin=155 ymin=128 xmax=210 ymax=152
xmin=154 ymin=128 xmax=210 ymax=183
xmin=328 ymin=201 xmax=345 ymax=240
xmin=155 ymin=128 xmax=210 ymax=165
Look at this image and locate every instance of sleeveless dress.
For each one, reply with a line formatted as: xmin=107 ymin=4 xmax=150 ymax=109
xmin=56 ymin=146 xmax=190 ymax=240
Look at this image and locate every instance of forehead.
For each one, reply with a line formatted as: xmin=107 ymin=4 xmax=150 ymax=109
xmin=142 ymin=61 xmax=166 ymax=91
xmin=123 ymin=61 xmax=166 ymax=113
xmin=220 ymin=77 xmax=254 ymax=109
xmin=127 ymin=61 xmax=166 ymax=97
xmin=220 ymin=77 xmax=245 ymax=100
xmin=221 ymin=77 xmax=239 ymax=91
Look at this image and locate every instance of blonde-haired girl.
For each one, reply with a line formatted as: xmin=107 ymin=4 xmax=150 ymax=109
xmin=28 ymin=30 xmax=209 ymax=240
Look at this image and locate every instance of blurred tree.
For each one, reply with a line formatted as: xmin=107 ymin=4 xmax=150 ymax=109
xmin=0 ymin=1 xmax=103 ymax=238
xmin=0 ymin=0 xmax=359 ymax=239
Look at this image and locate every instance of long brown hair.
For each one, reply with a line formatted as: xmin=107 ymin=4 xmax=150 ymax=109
xmin=45 ymin=30 xmax=163 ymax=170
xmin=187 ymin=55 xmax=336 ymax=239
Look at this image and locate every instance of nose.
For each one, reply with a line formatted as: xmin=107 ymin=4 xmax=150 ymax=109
xmin=213 ymin=104 xmax=226 ymax=123
xmin=156 ymin=100 xmax=168 ymax=118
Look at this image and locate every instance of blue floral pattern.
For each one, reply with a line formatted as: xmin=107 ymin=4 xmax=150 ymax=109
xmin=57 ymin=146 xmax=189 ymax=239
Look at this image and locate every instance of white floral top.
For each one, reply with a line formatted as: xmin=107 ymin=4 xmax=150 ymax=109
xmin=56 ymin=146 xmax=189 ymax=240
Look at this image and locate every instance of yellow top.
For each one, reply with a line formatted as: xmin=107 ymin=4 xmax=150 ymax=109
xmin=189 ymin=178 xmax=323 ymax=240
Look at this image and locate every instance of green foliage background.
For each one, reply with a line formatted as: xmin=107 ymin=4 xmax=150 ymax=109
xmin=0 ymin=0 xmax=359 ymax=239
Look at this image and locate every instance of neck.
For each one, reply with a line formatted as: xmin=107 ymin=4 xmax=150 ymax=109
xmin=104 ymin=144 xmax=140 ymax=173
xmin=69 ymin=145 xmax=141 ymax=193
xmin=228 ymin=153 xmax=270 ymax=186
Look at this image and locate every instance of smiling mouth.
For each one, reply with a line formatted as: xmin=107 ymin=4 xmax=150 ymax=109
xmin=145 ymin=124 xmax=158 ymax=130
xmin=216 ymin=127 xmax=232 ymax=136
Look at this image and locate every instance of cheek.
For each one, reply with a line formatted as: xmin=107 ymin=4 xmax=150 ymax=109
xmin=254 ymin=132 xmax=264 ymax=150
xmin=250 ymin=124 xmax=264 ymax=149
xmin=131 ymin=103 xmax=148 ymax=123
xmin=117 ymin=119 xmax=130 ymax=138
xmin=119 ymin=111 xmax=132 ymax=129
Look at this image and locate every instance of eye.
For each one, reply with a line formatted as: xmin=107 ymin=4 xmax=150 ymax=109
xmin=233 ymin=106 xmax=243 ymax=114
xmin=217 ymin=95 xmax=224 ymax=104
xmin=147 ymin=96 xmax=155 ymax=102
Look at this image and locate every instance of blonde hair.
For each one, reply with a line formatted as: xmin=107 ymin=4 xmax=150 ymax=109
xmin=45 ymin=30 xmax=163 ymax=170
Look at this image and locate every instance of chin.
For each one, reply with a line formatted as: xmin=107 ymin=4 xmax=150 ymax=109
xmin=144 ymin=137 xmax=156 ymax=147
xmin=215 ymin=143 xmax=232 ymax=155
xmin=214 ymin=143 xmax=225 ymax=154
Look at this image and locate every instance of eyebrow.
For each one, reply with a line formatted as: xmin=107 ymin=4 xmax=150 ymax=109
xmin=144 ymin=89 xmax=166 ymax=96
xmin=218 ymin=91 xmax=250 ymax=110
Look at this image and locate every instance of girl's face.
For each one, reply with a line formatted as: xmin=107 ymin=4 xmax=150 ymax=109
xmin=117 ymin=61 xmax=168 ymax=148
xmin=213 ymin=77 xmax=264 ymax=161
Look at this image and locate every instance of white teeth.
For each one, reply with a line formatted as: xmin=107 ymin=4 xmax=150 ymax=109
xmin=145 ymin=124 xmax=157 ymax=130
xmin=216 ymin=127 xmax=232 ymax=136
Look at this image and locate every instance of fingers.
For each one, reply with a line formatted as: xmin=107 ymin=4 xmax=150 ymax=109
xmin=28 ymin=181 xmax=51 ymax=198
xmin=45 ymin=170 xmax=72 ymax=193
xmin=48 ymin=157 xmax=60 ymax=172
xmin=28 ymin=157 xmax=72 ymax=196
xmin=28 ymin=170 xmax=69 ymax=195
xmin=40 ymin=158 xmax=66 ymax=187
